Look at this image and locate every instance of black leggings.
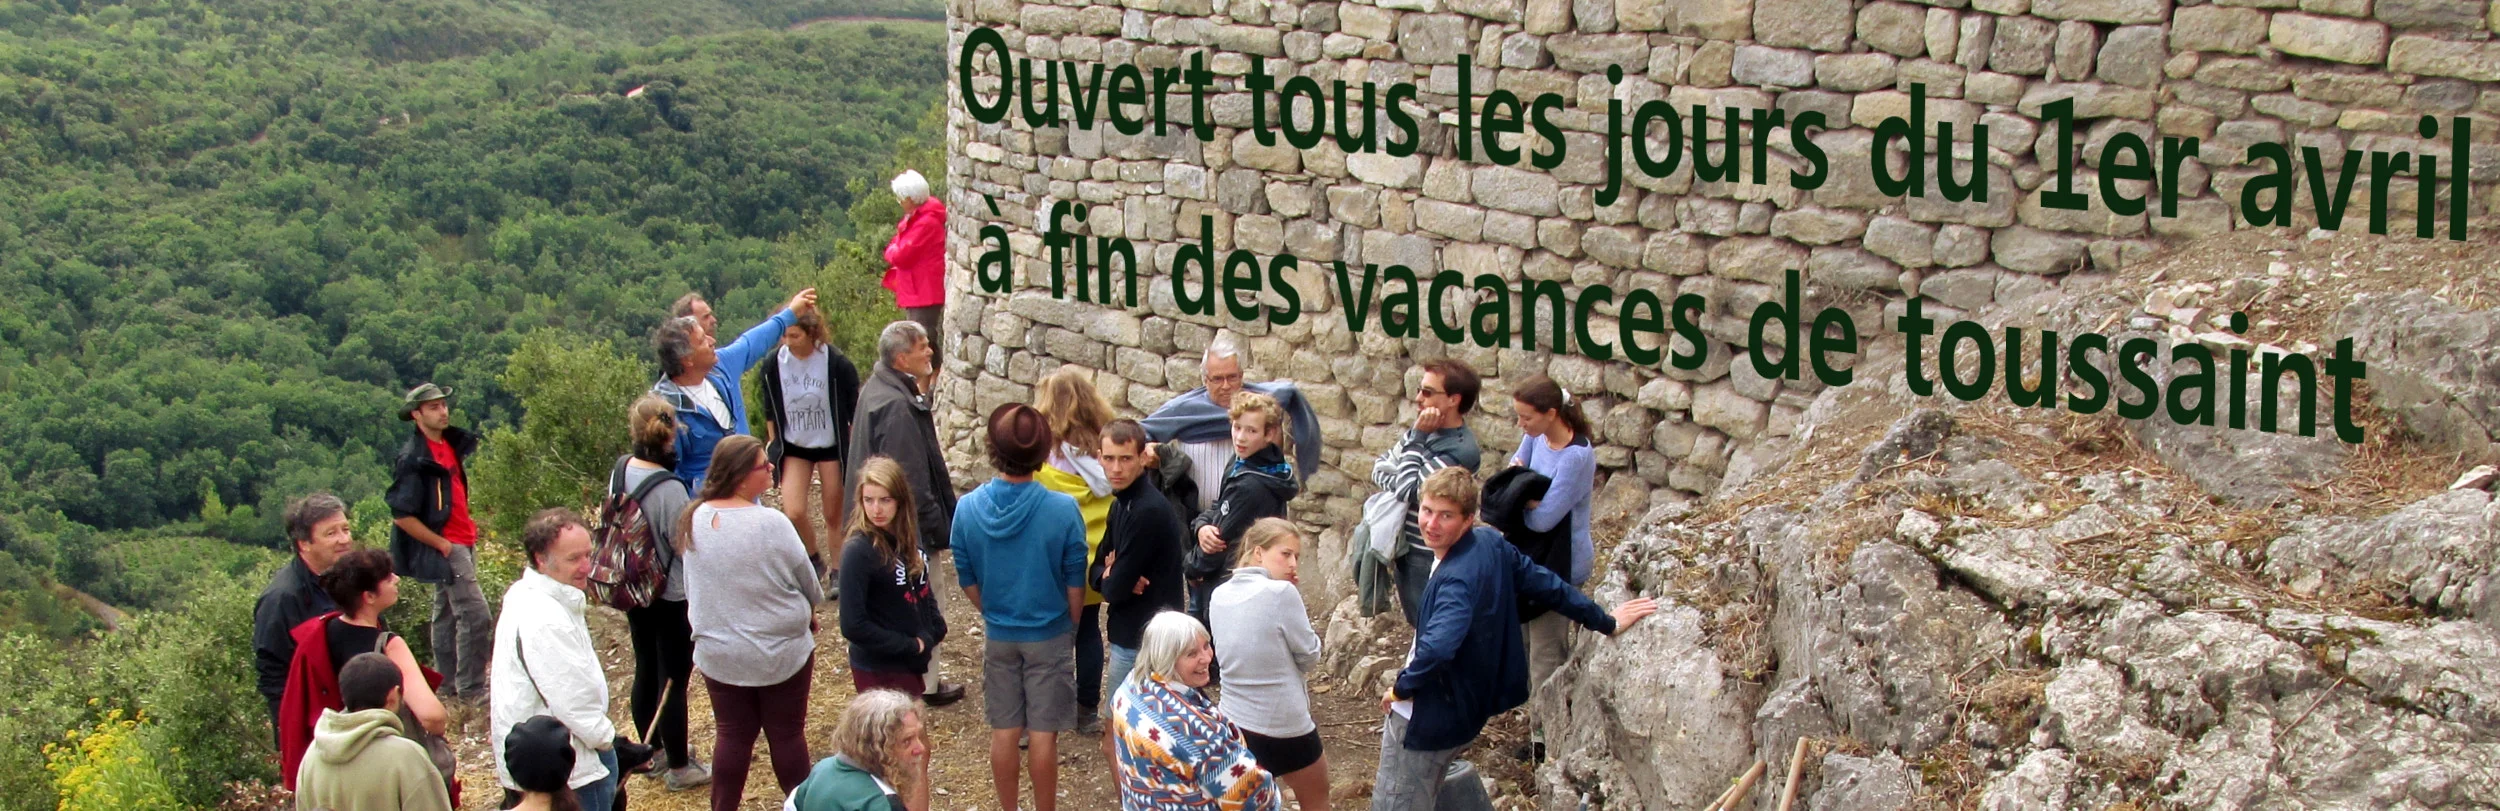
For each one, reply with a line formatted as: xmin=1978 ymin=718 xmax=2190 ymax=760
xmin=1076 ymin=603 xmax=1104 ymax=711
xmin=626 ymin=598 xmax=695 ymax=768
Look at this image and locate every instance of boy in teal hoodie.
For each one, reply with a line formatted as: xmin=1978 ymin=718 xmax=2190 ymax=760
xmin=950 ymin=404 xmax=1089 ymax=811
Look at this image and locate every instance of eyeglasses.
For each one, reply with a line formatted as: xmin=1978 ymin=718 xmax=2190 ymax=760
xmin=1205 ymin=373 xmax=1244 ymax=386
xmin=1419 ymin=387 xmax=1447 ymax=398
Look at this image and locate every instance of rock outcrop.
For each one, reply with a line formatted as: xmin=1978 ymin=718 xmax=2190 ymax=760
xmin=1536 ymin=326 xmax=2500 ymax=810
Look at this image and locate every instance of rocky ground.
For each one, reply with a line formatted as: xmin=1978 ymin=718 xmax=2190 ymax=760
xmin=1518 ymin=224 xmax=2500 ymax=810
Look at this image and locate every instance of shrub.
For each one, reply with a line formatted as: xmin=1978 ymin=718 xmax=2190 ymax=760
xmin=43 ymin=710 xmax=179 ymax=811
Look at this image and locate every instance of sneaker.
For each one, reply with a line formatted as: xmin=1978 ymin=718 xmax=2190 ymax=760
xmin=662 ymin=761 xmax=713 ymax=792
xmin=924 ymin=682 xmax=967 ymax=708
xmin=1075 ymin=714 xmax=1104 ymax=736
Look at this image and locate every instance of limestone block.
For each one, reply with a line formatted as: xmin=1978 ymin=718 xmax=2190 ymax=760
xmin=1989 ymin=225 xmax=2089 ymax=273
xmin=1859 ymin=2 xmax=1931 ymax=57
xmin=2095 ymin=25 xmax=2166 ymax=87
xmin=2033 ymin=0 xmax=2169 ymax=23
xmin=1756 ymin=0 xmax=1855 ymax=51
xmin=1990 ymin=16 xmax=2058 ymax=76
xmin=1732 ymin=45 xmax=1817 ymax=87
xmin=2270 ymin=13 xmax=2391 ymax=64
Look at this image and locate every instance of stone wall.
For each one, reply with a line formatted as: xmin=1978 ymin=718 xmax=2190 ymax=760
xmin=937 ymin=0 xmax=2500 ymax=531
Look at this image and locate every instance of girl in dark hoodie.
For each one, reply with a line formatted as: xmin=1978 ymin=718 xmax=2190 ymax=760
xmin=1185 ymin=391 xmax=1298 ymax=683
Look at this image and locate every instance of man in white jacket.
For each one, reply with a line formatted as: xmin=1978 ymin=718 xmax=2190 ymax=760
xmin=491 ymin=509 xmax=619 ymax=811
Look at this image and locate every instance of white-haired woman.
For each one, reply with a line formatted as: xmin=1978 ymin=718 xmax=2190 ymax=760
xmin=1109 ymin=612 xmax=1282 ymax=811
xmin=881 ymin=170 xmax=947 ymax=355
xmin=786 ymin=689 xmax=932 ymax=811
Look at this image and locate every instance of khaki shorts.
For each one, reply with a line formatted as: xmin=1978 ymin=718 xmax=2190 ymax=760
xmin=982 ymin=633 xmax=1078 ymax=732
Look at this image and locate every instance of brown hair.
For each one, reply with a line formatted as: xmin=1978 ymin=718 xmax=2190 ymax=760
xmin=628 ymin=395 xmax=677 ymax=464
xmin=1035 ymin=367 xmax=1117 ymax=456
xmin=847 ymin=456 xmax=926 ymax=581
xmin=319 ymin=548 xmax=395 ymax=617
xmin=1419 ymin=466 xmax=1480 ymax=517
xmin=1102 ymin=418 xmax=1149 ymax=453
xmin=791 ymin=310 xmax=830 ymax=347
xmin=1227 ymin=391 xmax=1293 ymax=472
xmin=675 ymin=435 xmax=767 ymax=553
xmin=1510 ymin=374 xmax=1590 ymax=439
xmin=1420 ymin=359 xmax=1482 ymax=413
xmin=670 ymin=292 xmax=707 ymax=320
xmin=1234 ymin=517 xmax=1301 ymax=568
xmin=522 ymin=508 xmax=589 ymax=571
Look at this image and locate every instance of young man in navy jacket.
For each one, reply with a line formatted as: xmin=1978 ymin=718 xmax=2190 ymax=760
xmin=1371 ymin=467 xmax=1657 ymax=811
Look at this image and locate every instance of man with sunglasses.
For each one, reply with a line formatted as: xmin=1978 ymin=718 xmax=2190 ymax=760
xmin=1369 ymin=359 xmax=1482 ymax=628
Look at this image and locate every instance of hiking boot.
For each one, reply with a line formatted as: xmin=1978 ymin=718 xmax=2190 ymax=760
xmin=1075 ymin=714 xmax=1104 ymax=736
xmin=662 ymin=761 xmax=712 ymax=792
xmin=924 ymin=682 xmax=967 ymax=707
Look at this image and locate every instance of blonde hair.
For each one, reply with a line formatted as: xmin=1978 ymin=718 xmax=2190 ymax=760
xmin=1227 ymin=391 xmax=1293 ymax=470
xmin=1034 ymin=367 xmax=1118 ymax=456
xmin=1419 ymin=466 xmax=1479 ymax=517
xmin=833 ymin=690 xmax=924 ymax=793
xmin=846 ymin=456 xmax=926 ymax=581
xmin=1234 ymin=517 xmax=1301 ymax=568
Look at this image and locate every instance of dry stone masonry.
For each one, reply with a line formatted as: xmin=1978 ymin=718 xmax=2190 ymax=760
xmin=938 ymin=0 xmax=2500 ymax=537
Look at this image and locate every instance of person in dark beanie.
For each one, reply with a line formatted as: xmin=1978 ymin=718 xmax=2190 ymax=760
xmin=504 ymin=716 xmax=586 ymax=811
xmin=256 ymin=492 xmax=353 ymax=741
xmin=385 ymin=383 xmax=489 ymax=702
xmin=950 ymin=403 xmax=1089 ymax=811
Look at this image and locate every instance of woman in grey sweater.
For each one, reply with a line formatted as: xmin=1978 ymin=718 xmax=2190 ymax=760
xmin=1207 ymin=517 xmax=1329 ymax=811
xmin=680 ymin=435 xmax=822 ymax=811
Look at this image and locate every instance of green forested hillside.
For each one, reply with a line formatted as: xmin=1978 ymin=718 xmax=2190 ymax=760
xmin=0 ymin=0 xmax=946 ymax=637
xmin=2 ymin=0 xmax=947 ymax=806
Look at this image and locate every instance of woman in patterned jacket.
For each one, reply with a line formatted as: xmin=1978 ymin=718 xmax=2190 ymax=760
xmin=1109 ymin=611 xmax=1283 ymax=811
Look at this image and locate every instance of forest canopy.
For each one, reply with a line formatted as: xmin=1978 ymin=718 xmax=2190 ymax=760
xmin=0 ymin=0 xmax=947 ymax=638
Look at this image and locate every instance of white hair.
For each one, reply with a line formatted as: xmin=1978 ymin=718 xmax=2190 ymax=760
xmin=1132 ymin=611 xmax=1208 ymax=687
xmin=891 ymin=170 xmax=930 ymax=203
xmin=1202 ymin=331 xmax=1246 ymax=367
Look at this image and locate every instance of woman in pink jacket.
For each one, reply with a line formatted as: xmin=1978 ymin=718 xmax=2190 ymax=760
xmin=883 ymin=170 xmax=947 ymax=355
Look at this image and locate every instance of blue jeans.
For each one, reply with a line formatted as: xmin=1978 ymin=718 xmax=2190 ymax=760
xmin=1102 ymin=643 xmax=1139 ymax=718
xmin=576 ymin=748 xmax=620 ymax=811
xmin=1369 ymin=712 xmax=1463 ymax=811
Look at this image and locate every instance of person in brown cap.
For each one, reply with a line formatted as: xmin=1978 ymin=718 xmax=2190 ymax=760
xmin=949 ymin=403 xmax=1090 ymax=811
xmin=384 ymin=382 xmax=491 ymax=702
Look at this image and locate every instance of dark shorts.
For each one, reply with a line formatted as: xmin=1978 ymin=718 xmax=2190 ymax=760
xmin=782 ymin=443 xmax=841 ymax=463
xmin=1240 ymin=728 xmax=1324 ymax=775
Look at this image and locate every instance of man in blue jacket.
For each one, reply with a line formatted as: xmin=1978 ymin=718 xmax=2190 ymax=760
xmin=1372 ymin=467 xmax=1657 ymax=811
xmin=952 ymin=403 xmax=1090 ymax=811
xmin=650 ymin=287 xmax=816 ymax=490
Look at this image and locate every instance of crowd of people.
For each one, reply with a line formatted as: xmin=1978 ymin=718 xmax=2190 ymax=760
xmin=246 ymin=170 xmax=1656 ymax=811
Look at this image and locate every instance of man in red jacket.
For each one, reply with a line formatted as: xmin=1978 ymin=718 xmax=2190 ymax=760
xmin=883 ymin=169 xmax=947 ymax=357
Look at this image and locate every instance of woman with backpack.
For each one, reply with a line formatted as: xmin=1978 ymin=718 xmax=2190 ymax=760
xmin=615 ymin=395 xmax=710 ymax=791
xmin=758 ymin=310 xmax=862 ymax=593
xmin=836 ymin=456 xmax=956 ymax=703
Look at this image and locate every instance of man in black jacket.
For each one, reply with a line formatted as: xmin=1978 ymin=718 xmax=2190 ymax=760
xmin=846 ymin=321 xmax=954 ymax=554
xmin=1088 ymin=420 xmax=1186 ymax=708
xmin=252 ymin=492 xmax=354 ymax=744
xmin=384 ymin=383 xmax=490 ymax=701
xmin=844 ymin=319 xmax=964 ymax=706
